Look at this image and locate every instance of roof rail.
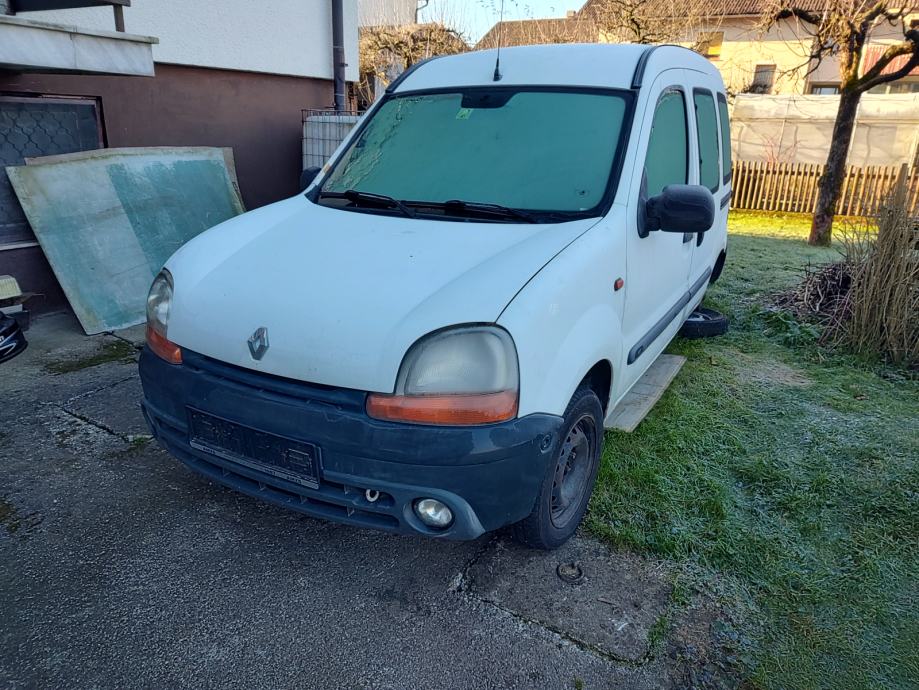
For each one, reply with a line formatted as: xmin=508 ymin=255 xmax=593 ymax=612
xmin=630 ymin=46 xmax=659 ymax=89
xmin=385 ymin=56 xmax=441 ymax=94
xmin=631 ymin=44 xmax=697 ymax=89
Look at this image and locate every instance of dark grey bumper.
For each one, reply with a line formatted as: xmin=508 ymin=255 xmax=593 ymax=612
xmin=139 ymin=348 xmax=563 ymax=540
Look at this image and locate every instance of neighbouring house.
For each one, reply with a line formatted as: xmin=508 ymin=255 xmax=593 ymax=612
xmin=476 ymin=12 xmax=598 ymax=48
xmin=0 ymin=0 xmax=358 ymax=315
xmin=476 ymin=1 xmax=919 ymax=97
xmin=359 ymin=0 xmax=417 ymax=27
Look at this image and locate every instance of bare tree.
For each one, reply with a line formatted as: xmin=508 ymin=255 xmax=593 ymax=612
xmin=762 ymin=2 xmax=919 ymax=246
xmin=583 ymin=0 xmax=718 ymax=46
xmin=475 ymin=16 xmax=599 ymax=49
xmin=357 ymin=22 xmax=468 ymax=107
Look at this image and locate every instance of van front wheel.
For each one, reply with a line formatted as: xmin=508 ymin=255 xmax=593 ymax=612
xmin=513 ymin=387 xmax=603 ymax=549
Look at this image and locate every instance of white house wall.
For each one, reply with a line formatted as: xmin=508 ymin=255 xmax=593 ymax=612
xmin=707 ymin=17 xmax=816 ymax=94
xmin=21 ymin=0 xmax=358 ymax=81
xmin=358 ymin=0 xmax=416 ymax=27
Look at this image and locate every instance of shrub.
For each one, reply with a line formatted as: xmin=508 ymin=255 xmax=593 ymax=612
xmin=777 ymin=171 xmax=918 ymax=367
xmin=840 ymin=174 xmax=918 ymax=366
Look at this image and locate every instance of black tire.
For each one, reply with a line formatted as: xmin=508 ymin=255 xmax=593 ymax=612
xmin=0 ymin=313 xmax=28 ymax=364
xmin=679 ymin=307 xmax=729 ymax=339
xmin=513 ymin=386 xmax=603 ymax=550
xmin=710 ymin=250 xmax=726 ymax=285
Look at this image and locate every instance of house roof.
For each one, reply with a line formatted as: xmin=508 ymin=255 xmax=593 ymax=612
xmin=862 ymin=44 xmax=919 ymax=77
xmin=475 ymin=16 xmax=598 ymax=50
xmin=579 ymin=0 xmax=830 ymax=18
xmin=475 ymin=0 xmax=828 ymax=50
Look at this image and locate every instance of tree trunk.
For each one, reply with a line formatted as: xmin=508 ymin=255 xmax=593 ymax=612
xmin=810 ymin=88 xmax=862 ymax=246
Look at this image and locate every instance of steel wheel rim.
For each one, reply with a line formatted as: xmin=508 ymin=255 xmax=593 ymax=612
xmin=550 ymin=414 xmax=595 ymax=529
xmin=687 ymin=310 xmax=716 ymax=322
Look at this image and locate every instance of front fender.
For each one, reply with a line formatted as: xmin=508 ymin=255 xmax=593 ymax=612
xmin=499 ymin=221 xmax=626 ymax=418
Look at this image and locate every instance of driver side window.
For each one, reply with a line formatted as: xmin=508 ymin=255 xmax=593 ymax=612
xmin=643 ymin=89 xmax=689 ymax=197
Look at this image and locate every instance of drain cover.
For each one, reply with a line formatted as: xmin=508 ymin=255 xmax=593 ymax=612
xmin=556 ymin=561 xmax=584 ymax=584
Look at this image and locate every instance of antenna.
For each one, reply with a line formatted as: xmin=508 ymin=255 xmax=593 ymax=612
xmin=493 ymin=0 xmax=505 ymax=81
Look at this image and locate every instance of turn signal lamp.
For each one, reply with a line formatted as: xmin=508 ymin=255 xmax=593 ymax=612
xmin=146 ymin=269 xmax=182 ymax=364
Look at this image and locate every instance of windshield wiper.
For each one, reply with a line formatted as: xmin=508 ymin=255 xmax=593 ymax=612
xmin=319 ymin=190 xmax=416 ymax=218
xmin=439 ymin=199 xmax=538 ymax=224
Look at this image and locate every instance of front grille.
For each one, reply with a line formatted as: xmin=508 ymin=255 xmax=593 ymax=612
xmin=182 ymin=350 xmax=367 ymax=413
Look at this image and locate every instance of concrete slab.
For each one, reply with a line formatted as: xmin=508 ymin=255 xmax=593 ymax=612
xmin=0 ymin=14 xmax=155 ymax=75
xmin=63 ymin=376 xmax=148 ymax=439
xmin=112 ymin=323 xmax=146 ymax=348
xmin=466 ymin=537 xmax=672 ymax=662
xmin=0 ymin=312 xmax=139 ymax=407
xmin=607 ymin=355 xmax=686 ymax=432
xmin=0 ymin=425 xmax=656 ymax=690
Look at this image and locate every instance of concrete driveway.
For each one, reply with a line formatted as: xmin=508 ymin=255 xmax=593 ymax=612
xmin=1 ymin=314 xmax=736 ymax=689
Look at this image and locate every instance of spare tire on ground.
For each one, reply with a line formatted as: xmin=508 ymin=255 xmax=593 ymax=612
xmin=0 ymin=312 xmax=28 ymax=364
xmin=679 ymin=307 xmax=729 ymax=339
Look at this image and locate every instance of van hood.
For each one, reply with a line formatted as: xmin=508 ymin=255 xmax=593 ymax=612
xmin=165 ymin=196 xmax=596 ymax=392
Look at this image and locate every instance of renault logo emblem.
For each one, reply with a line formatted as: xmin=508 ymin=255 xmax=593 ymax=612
xmin=247 ymin=327 xmax=269 ymax=360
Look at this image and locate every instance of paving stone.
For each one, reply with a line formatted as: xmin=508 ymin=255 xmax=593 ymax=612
xmin=64 ymin=376 xmax=147 ymax=438
xmin=467 ymin=536 xmax=672 ymax=661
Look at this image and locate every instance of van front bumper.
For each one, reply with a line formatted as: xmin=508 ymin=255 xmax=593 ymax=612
xmin=139 ymin=348 xmax=562 ymax=540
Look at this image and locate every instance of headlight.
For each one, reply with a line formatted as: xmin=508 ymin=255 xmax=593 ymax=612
xmin=145 ymin=269 xmax=182 ymax=364
xmin=146 ymin=269 xmax=173 ymax=337
xmin=367 ymin=326 xmax=519 ymax=425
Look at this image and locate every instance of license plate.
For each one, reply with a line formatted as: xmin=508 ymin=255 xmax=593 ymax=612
xmin=187 ymin=408 xmax=321 ymax=489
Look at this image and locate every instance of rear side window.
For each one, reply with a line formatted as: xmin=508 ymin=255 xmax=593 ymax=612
xmin=643 ymin=89 xmax=688 ymax=197
xmin=717 ymin=93 xmax=732 ymax=183
xmin=693 ymin=89 xmax=720 ymax=192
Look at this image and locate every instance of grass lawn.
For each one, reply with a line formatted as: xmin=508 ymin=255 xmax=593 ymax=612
xmin=588 ymin=211 xmax=918 ymax=689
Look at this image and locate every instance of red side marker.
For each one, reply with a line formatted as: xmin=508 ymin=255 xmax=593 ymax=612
xmin=614 ymin=278 xmax=625 ymax=291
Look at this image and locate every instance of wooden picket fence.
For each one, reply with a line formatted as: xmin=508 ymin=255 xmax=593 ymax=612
xmin=731 ymin=161 xmax=919 ymax=217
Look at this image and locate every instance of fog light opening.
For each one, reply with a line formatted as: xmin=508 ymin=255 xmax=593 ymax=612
xmin=413 ymin=498 xmax=454 ymax=529
xmin=365 ymin=489 xmax=380 ymax=503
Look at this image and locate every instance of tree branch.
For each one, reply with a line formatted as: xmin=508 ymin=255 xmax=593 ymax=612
xmin=861 ymin=2 xmax=896 ymax=27
xmin=859 ymin=50 xmax=919 ymax=91
xmin=775 ymin=7 xmax=822 ymax=26
xmin=856 ymin=34 xmax=919 ymax=91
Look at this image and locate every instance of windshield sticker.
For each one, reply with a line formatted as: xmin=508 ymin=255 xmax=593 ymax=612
xmin=455 ymin=108 xmax=473 ymax=120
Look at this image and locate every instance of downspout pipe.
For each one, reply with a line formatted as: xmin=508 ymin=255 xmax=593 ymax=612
xmin=331 ymin=0 xmax=346 ymax=112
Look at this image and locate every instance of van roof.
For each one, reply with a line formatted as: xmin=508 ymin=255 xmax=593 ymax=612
xmin=390 ymin=43 xmax=721 ymax=94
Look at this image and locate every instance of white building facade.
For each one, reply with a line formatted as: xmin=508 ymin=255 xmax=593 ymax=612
xmin=358 ymin=0 xmax=417 ymax=27
xmin=0 ymin=0 xmax=358 ymax=314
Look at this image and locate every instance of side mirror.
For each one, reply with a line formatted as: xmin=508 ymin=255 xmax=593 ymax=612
xmin=299 ymin=166 xmax=321 ymax=192
xmin=645 ymin=184 xmax=714 ymax=235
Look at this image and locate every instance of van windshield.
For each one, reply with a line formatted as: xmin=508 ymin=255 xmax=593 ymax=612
xmin=315 ymin=88 xmax=632 ymax=221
